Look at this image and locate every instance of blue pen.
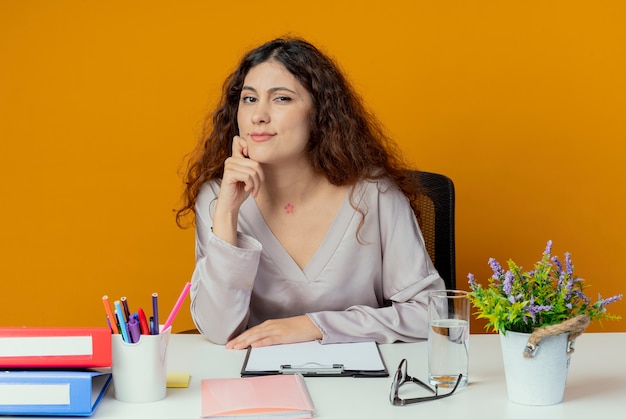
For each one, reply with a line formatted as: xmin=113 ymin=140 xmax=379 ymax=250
xmin=127 ymin=314 xmax=141 ymax=343
xmin=114 ymin=300 xmax=131 ymax=343
xmin=151 ymin=293 xmax=159 ymax=335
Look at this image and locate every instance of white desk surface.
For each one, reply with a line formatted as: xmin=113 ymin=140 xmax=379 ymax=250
xmin=17 ymin=333 xmax=626 ymax=418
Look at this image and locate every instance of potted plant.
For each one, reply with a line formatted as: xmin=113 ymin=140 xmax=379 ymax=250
xmin=467 ymin=240 xmax=622 ymax=405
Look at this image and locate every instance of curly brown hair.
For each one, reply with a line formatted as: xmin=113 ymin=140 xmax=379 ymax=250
xmin=176 ymin=37 xmax=421 ymax=228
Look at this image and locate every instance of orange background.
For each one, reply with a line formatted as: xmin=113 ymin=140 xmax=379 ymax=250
xmin=1 ymin=1 xmax=623 ymax=334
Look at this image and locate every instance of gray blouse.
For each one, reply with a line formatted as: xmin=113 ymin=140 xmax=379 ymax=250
xmin=189 ymin=178 xmax=445 ymax=344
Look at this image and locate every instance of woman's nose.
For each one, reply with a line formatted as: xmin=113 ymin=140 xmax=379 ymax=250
xmin=251 ymin=101 xmax=270 ymax=124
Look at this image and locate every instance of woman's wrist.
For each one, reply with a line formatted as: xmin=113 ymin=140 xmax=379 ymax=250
xmin=211 ymin=202 xmax=239 ymax=246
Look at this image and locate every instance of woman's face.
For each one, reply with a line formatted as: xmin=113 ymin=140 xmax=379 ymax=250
xmin=237 ymin=60 xmax=313 ymax=166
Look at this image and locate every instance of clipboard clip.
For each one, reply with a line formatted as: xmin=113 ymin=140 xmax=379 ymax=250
xmin=279 ymin=362 xmax=345 ymax=375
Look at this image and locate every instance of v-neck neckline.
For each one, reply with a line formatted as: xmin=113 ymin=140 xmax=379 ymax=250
xmin=241 ymin=183 xmax=367 ymax=282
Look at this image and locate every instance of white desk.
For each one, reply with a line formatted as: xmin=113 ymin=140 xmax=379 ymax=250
xmin=45 ymin=333 xmax=626 ymax=417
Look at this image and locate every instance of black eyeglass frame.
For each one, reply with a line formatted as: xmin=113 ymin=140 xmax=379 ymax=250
xmin=389 ymin=358 xmax=463 ymax=406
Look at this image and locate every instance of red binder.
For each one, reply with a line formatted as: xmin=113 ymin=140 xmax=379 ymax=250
xmin=0 ymin=327 xmax=112 ymax=368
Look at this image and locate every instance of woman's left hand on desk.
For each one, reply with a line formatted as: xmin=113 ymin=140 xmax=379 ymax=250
xmin=225 ymin=315 xmax=322 ymax=350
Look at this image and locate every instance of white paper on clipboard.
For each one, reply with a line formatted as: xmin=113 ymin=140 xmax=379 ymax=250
xmin=242 ymin=341 xmax=387 ymax=376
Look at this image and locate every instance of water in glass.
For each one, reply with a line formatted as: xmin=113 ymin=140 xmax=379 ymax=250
xmin=428 ymin=318 xmax=469 ymax=387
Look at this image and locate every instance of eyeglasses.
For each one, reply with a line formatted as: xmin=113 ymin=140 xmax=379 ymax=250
xmin=389 ymin=359 xmax=462 ymax=405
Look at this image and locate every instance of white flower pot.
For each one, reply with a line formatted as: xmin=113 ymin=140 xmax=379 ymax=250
xmin=499 ymin=330 xmax=571 ymax=405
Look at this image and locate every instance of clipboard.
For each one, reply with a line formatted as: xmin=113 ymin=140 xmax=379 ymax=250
xmin=240 ymin=341 xmax=389 ymax=377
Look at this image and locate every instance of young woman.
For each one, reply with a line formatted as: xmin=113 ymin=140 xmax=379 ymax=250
xmin=177 ymin=37 xmax=444 ymax=349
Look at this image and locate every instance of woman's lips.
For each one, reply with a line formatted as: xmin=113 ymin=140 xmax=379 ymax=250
xmin=250 ymin=132 xmax=275 ymax=142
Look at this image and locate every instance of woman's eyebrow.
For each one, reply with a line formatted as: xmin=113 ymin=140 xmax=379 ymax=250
xmin=268 ymin=86 xmax=297 ymax=94
xmin=241 ymin=85 xmax=297 ymax=94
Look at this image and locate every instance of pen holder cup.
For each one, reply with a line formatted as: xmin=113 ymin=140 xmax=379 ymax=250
xmin=111 ymin=327 xmax=171 ymax=403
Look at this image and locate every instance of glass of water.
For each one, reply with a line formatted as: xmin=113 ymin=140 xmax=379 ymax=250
xmin=428 ymin=290 xmax=470 ymax=388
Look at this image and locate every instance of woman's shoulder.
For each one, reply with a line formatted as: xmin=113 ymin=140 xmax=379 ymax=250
xmin=357 ymin=176 xmax=402 ymax=197
xmin=351 ymin=177 xmax=408 ymax=213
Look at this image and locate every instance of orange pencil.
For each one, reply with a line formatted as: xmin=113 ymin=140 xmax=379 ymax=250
xmin=102 ymin=295 xmax=119 ymax=334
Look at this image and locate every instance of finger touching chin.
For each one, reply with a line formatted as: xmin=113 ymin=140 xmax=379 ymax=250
xmin=238 ymin=137 xmax=250 ymax=157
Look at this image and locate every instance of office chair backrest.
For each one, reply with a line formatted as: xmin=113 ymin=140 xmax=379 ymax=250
xmin=408 ymin=171 xmax=456 ymax=290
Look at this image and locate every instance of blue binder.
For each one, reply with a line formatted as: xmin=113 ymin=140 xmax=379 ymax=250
xmin=0 ymin=370 xmax=112 ymax=416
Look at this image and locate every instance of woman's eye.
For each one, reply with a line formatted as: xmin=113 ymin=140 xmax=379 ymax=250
xmin=241 ymin=96 xmax=256 ymax=104
xmin=274 ymin=96 xmax=292 ymax=103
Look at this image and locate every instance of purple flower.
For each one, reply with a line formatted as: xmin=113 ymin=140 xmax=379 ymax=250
xmin=564 ymin=276 xmax=575 ymax=299
xmin=467 ymin=273 xmax=477 ymax=289
xmin=525 ymin=303 xmax=554 ymax=322
xmin=503 ymin=271 xmax=513 ymax=296
xmin=600 ymin=294 xmax=623 ymax=307
xmin=552 ymin=256 xmax=563 ymax=273
xmin=488 ymin=258 xmax=503 ymax=279
xmin=557 ymin=272 xmax=566 ymax=290
xmin=565 ymin=252 xmax=574 ymax=276
xmin=573 ymin=289 xmax=590 ymax=304
xmin=544 ymin=240 xmax=553 ymax=256
xmin=528 ymin=304 xmax=554 ymax=313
